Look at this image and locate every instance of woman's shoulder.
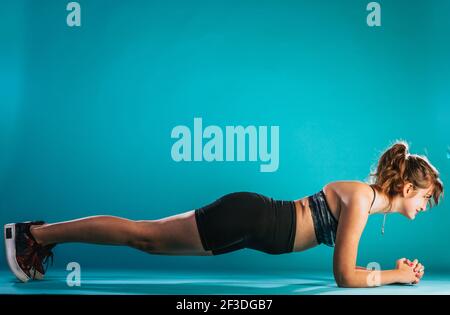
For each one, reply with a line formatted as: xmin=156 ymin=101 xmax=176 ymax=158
xmin=323 ymin=180 xmax=374 ymax=207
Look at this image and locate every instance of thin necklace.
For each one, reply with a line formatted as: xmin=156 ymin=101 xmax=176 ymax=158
xmin=370 ymin=186 xmax=387 ymax=235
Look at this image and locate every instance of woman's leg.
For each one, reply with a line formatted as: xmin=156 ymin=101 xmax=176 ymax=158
xmin=30 ymin=210 xmax=213 ymax=256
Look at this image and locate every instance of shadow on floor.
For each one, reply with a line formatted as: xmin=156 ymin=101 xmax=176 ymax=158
xmin=6 ymin=272 xmax=338 ymax=295
xmin=3 ymin=271 xmax=450 ymax=295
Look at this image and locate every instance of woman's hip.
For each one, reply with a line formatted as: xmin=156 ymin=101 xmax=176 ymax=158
xmin=194 ymin=191 xmax=297 ymax=255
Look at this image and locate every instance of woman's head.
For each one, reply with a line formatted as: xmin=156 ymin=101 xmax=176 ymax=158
xmin=369 ymin=140 xmax=444 ymax=219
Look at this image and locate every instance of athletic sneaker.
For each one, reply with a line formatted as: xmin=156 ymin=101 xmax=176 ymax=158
xmin=4 ymin=221 xmax=56 ymax=282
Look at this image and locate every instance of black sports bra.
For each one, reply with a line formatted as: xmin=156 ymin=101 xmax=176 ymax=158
xmin=308 ymin=185 xmax=376 ymax=247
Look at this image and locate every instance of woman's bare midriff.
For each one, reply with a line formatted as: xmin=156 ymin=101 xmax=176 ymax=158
xmin=291 ymin=197 xmax=319 ymax=252
xmin=291 ymin=184 xmax=341 ymax=252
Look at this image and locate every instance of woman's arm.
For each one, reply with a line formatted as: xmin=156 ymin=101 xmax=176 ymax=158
xmin=344 ymin=262 xmax=420 ymax=287
xmin=339 ymin=268 xmax=400 ymax=287
xmin=332 ymin=194 xmax=401 ymax=288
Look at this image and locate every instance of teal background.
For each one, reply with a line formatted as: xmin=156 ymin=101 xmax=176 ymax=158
xmin=1 ymin=0 xmax=449 ymax=275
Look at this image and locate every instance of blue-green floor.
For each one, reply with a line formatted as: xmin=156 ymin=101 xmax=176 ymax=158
xmin=1 ymin=270 xmax=450 ymax=295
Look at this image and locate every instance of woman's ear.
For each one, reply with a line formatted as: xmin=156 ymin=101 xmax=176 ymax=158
xmin=403 ymin=182 xmax=414 ymax=196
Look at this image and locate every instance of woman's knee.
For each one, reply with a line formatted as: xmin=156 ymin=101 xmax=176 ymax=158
xmin=129 ymin=211 xmax=210 ymax=254
xmin=128 ymin=220 xmax=161 ymax=252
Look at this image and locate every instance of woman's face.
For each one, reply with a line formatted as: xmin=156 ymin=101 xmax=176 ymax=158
xmin=400 ymin=184 xmax=433 ymax=220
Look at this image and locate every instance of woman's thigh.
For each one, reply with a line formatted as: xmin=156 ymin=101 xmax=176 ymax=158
xmin=136 ymin=210 xmax=214 ymax=256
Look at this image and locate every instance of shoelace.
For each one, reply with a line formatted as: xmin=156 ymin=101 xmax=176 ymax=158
xmin=25 ymin=222 xmax=55 ymax=279
xmin=37 ymin=244 xmax=55 ymax=273
xmin=24 ymin=243 xmax=55 ymax=279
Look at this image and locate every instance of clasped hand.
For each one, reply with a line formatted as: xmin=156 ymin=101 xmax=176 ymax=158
xmin=395 ymin=258 xmax=425 ymax=285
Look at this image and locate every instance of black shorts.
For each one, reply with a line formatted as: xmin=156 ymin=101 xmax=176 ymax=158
xmin=194 ymin=191 xmax=297 ymax=255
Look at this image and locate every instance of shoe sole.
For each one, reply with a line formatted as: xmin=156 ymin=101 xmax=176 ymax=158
xmin=4 ymin=223 xmax=31 ymax=282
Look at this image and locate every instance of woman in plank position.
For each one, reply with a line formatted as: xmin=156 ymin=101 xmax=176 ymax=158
xmin=4 ymin=140 xmax=444 ymax=287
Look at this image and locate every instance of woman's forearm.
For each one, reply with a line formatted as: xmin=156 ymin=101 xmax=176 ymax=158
xmin=337 ymin=269 xmax=400 ymax=288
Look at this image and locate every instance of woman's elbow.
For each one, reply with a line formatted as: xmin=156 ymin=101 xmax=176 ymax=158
xmin=336 ymin=279 xmax=353 ymax=288
xmin=334 ymin=271 xmax=356 ymax=288
xmin=336 ymin=278 xmax=352 ymax=288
